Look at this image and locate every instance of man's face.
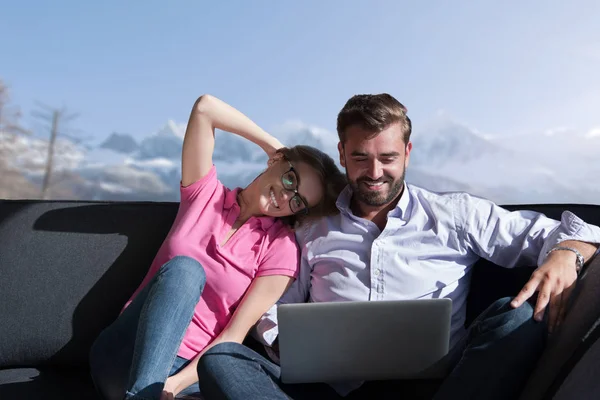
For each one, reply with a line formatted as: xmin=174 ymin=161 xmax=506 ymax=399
xmin=338 ymin=123 xmax=412 ymax=208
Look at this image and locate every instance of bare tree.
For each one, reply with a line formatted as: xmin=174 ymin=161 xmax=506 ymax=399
xmin=0 ymin=80 xmax=40 ymax=199
xmin=32 ymin=103 xmax=79 ymax=199
xmin=0 ymin=79 xmax=29 ymax=136
xmin=1 ymin=80 xmax=87 ymax=200
xmin=0 ymin=80 xmax=28 ymax=163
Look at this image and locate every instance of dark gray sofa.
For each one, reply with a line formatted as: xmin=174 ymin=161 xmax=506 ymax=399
xmin=1 ymin=199 xmax=600 ymax=400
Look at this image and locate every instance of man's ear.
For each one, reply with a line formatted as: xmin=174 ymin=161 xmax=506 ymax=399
xmin=404 ymin=141 xmax=412 ymax=169
xmin=338 ymin=142 xmax=346 ymax=167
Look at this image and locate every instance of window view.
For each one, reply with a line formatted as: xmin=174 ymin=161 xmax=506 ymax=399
xmin=1 ymin=3 xmax=598 ymax=205
xmin=3 ymin=4 xmax=600 ymax=400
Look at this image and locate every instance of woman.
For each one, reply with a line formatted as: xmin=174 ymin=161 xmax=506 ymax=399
xmin=89 ymin=94 xmax=346 ymax=400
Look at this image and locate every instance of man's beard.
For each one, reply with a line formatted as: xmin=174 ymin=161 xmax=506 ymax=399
xmin=347 ymin=171 xmax=405 ymax=207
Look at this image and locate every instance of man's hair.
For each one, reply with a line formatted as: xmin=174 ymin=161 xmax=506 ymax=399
xmin=336 ymin=93 xmax=412 ymax=144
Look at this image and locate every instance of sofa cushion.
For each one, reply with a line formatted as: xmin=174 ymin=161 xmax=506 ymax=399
xmin=0 ymin=367 xmax=206 ymax=400
xmin=0 ymin=367 xmax=97 ymax=400
xmin=0 ymin=200 xmax=177 ymax=368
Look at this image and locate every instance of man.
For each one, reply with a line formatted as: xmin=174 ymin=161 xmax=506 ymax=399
xmin=196 ymin=94 xmax=600 ymax=399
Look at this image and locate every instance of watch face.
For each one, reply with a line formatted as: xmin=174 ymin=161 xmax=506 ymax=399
xmin=577 ymin=255 xmax=585 ymax=269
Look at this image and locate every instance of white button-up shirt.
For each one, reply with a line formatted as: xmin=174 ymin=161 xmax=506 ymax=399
xmin=255 ymin=184 xmax=600 ymax=393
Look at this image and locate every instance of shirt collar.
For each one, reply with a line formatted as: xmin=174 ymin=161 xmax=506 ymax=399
xmin=335 ymin=182 xmax=411 ymax=220
xmin=224 ymin=187 xmax=242 ymax=210
xmin=224 ymin=187 xmax=276 ymax=231
xmin=392 ymin=183 xmax=411 ymax=220
xmin=335 ymin=185 xmax=354 ymax=212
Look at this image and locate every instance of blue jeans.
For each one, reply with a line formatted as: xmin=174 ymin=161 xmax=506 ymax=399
xmin=197 ymin=297 xmax=547 ymax=400
xmin=89 ymin=256 xmax=206 ymax=400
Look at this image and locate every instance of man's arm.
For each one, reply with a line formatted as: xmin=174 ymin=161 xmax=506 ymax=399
xmin=455 ymin=194 xmax=600 ymax=268
xmin=455 ymin=194 xmax=600 ymax=332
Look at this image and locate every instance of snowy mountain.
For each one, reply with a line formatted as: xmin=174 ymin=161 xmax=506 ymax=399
xmin=411 ymin=118 xmax=510 ymax=169
xmin=100 ymin=133 xmax=138 ymax=154
xmin=1 ymin=117 xmax=599 ymax=205
xmin=405 ymin=115 xmax=600 ymax=204
xmin=138 ymin=120 xmax=186 ymax=160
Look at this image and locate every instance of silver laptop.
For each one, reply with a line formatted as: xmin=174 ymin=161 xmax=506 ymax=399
xmin=278 ymin=299 xmax=452 ymax=384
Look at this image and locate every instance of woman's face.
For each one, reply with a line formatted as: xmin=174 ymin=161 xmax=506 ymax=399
xmin=254 ymin=158 xmax=324 ymax=217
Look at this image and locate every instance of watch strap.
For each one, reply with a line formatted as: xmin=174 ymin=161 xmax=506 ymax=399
xmin=546 ymin=246 xmax=585 ymax=274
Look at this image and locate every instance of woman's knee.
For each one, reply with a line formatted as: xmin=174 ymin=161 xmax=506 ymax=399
xmin=160 ymin=255 xmax=207 ymax=293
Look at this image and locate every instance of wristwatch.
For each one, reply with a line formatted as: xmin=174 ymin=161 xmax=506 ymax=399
xmin=546 ymin=246 xmax=585 ymax=275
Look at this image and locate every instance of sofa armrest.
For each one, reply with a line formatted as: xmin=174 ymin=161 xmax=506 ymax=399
xmin=519 ymin=255 xmax=600 ymax=400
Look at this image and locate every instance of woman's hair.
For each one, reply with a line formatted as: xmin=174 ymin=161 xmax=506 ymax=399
xmin=276 ymin=145 xmax=347 ymax=227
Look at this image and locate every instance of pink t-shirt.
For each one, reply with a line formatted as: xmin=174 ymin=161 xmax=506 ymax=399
xmin=127 ymin=165 xmax=300 ymax=360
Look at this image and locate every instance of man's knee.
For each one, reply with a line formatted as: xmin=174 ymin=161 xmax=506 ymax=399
xmin=508 ymin=297 xmax=536 ymax=322
xmin=476 ymin=296 xmax=545 ymax=337
xmin=485 ymin=297 xmax=534 ymax=320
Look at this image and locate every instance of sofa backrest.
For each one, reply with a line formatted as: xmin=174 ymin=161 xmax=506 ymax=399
xmin=1 ymin=200 xmax=599 ymax=370
xmin=0 ymin=200 xmax=177 ymax=368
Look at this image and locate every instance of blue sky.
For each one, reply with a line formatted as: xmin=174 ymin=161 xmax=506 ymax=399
xmin=2 ymin=1 xmax=599 ymax=144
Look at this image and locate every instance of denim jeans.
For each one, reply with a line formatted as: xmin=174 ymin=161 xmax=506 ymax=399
xmin=197 ymin=297 xmax=547 ymax=400
xmin=89 ymin=256 xmax=206 ymax=400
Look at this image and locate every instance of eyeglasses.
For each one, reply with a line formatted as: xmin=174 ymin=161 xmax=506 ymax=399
xmin=281 ymin=161 xmax=309 ymax=215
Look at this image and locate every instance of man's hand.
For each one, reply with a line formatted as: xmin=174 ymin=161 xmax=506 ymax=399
xmin=510 ymin=250 xmax=578 ymax=333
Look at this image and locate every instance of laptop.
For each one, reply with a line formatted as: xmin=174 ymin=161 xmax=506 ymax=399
xmin=278 ymin=298 xmax=452 ymax=384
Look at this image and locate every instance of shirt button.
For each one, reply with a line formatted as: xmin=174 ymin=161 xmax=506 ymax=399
xmin=374 ymin=269 xmax=381 ymax=276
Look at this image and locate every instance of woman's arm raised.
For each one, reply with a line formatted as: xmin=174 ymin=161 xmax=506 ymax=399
xmin=181 ymin=94 xmax=284 ymax=186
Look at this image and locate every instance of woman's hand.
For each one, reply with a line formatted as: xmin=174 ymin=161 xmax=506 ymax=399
xmin=161 ymin=375 xmax=182 ymax=400
xmin=263 ymin=137 xmax=285 ymax=160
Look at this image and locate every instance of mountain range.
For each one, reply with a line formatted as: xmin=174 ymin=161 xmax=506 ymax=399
xmin=1 ymin=116 xmax=599 ymax=205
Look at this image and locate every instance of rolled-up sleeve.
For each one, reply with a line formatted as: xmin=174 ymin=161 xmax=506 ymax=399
xmin=454 ymin=193 xmax=600 ymax=268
